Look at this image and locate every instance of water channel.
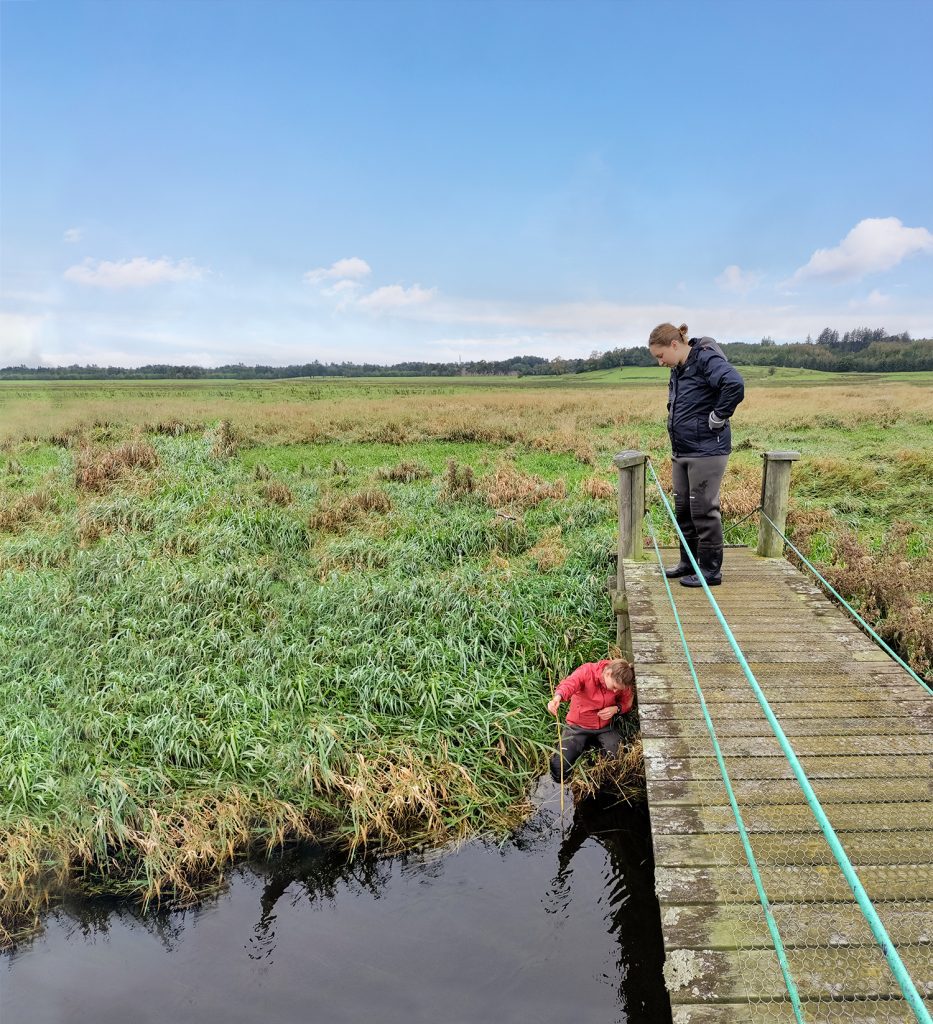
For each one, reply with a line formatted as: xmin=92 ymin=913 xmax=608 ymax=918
xmin=3 ymin=782 xmax=671 ymax=1024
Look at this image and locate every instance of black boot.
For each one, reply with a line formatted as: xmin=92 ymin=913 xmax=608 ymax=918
xmin=665 ymin=541 xmax=698 ymax=579
xmin=680 ymin=545 xmax=723 ymax=588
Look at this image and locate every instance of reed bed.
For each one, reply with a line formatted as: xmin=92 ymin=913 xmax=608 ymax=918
xmin=0 ymin=434 xmax=623 ymax=944
xmin=1 ymin=374 xmax=930 ymax=941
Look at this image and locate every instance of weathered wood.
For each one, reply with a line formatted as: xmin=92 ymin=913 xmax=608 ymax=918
xmin=663 ymin=945 xmax=933 ymax=1001
xmin=613 ymin=449 xmax=645 ymax=561
xmin=655 ymin=863 xmax=933 ymax=904
xmin=661 ymin=901 xmax=933 ymax=949
xmin=648 ymin=776 xmax=932 ymax=806
xmin=757 ymin=451 xmax=799 ymax=558
xmin=650 ymin=801 xmax=933 ymax=834
xmin=671 ymin=1003 xmax=931 ymax=1024
xmin=625 ymin=545 xmax=933 ymax=1012
xmin=642 ymin=752 xmax=932 ymax=782
xmin=653 ymin=830 xmax=933 ymax=867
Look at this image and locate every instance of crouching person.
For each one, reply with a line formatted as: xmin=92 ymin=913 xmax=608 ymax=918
xmin=547 ymin=659 xmax=636 ymax=784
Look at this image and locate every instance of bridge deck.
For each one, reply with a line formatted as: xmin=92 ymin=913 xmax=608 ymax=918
xmin=625 ymin=547 xmax=933 ymax=1024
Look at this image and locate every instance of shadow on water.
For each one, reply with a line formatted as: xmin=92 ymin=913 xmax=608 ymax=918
xmin=3 ymin=782 xmax=671 ymax=1024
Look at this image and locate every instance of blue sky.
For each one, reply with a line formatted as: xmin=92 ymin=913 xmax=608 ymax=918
xmin=2 ymin=0 xmax=932 ymax=367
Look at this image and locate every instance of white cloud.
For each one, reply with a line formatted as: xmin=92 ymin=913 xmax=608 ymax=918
xmin=850 ymin=289 xmax=890 ymax=309
xmin=304 ymin=257 xmax=372 ymax=284
xmin=716 ymin=264 xmax=763 ymax=294
xmin=788 ymin=217 xmax=933 ymax=285
xmin=64 ymin=256 xmax=207 ymax=289
xmin=63 ymin=227 xmax=83 ymax=243
xmin=357 ymin=283 xmax=437 ymax=312
xmin=0 ymin=312 xmax=51 ymax=365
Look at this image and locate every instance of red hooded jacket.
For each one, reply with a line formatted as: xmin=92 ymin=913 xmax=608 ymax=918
xmin=555 ymin=660 xmax=634 ymax=730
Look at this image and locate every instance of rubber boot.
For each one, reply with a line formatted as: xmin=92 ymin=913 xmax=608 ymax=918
xmin=664 ymin=540 xmax=698 ymax=579
xmin=679 ymin=545 xmax=723 ymax=588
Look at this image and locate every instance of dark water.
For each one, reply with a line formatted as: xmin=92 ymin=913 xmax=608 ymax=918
xmin=2 ymin=781 xmax=671 ymax=1024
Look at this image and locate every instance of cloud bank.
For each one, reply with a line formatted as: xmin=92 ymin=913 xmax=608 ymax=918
xmin=64 ymin=256 xmax=207 ymax=288
xmin=788 ymin=217 xmax=933 ymax=285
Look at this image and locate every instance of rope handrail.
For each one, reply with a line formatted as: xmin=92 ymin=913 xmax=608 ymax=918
xmin=756 ymin=508 xmax=932 ymax=696
xmin=644 ymin=457 xmax=933 ymax=1024
xmin=644 ymin=512 xmax=805 ymax=1022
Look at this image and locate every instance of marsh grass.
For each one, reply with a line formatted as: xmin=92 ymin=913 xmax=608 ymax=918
xmin=0 ymin=433 xmax=622 ymax=942
xmin=1 ymin=375 xmax=931 ymax=941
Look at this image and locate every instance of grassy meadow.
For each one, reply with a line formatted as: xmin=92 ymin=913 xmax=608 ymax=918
xmin=1 ymin=368 xmax=931 ymax=943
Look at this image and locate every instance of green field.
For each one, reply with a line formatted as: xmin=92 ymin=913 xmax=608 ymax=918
xmin=1 ymin=371 xmax=931 ymax=942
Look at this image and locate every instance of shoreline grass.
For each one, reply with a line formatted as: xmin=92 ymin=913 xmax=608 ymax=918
xmin=1 ymin=374 xmax=930 ymax=942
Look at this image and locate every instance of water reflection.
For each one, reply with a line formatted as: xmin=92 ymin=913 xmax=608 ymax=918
xmin=5 ymin=783 xmax=671 ymax=1024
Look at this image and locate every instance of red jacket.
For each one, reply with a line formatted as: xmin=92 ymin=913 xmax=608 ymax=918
xmin=555 ymin=660 xmax=634 ymax=730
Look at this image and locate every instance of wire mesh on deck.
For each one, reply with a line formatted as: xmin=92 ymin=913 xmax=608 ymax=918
xmin=628 ymin=548 xmax=933 ymax=1024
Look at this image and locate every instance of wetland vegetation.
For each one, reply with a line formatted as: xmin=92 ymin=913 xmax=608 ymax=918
xmin=1 ymin=369 xmax=930 ymax=944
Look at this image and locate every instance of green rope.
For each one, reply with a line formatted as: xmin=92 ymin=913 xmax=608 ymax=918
xmin=644 ymin=513 xmax=806 ymax=1022
xmin=758 ymin=508 xmax=932 ymax=696
xmin=645 ymin=457 xmax=933 ymax=1024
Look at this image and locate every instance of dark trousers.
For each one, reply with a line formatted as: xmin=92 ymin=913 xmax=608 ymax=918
xmin=671 ymin=454 xmax=729 ymax=554
xmin=549 ymin=723 xmax=624 ymax=783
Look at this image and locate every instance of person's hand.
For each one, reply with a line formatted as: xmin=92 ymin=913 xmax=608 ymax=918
xmin=709 ymin=411 xmax=727 ymax=431
xmin=597 ymin=706 xmax=618 ymax=722
xmin=547 ymin=697 xmax=561 ymax=717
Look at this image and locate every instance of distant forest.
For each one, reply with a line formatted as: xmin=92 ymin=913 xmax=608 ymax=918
xmin=2 ymin=328 xmax=931 ymax=379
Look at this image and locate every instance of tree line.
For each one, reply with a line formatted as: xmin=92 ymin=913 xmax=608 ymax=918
xmin=2 ymin=329 xmax=931 ymax=379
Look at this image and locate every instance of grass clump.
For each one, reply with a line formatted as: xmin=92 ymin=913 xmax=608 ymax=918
xmin=376 ymin=460 xmax=432 ymax=483
xmin=440 ymin=458 xmax=475 ymax=499
xmin=74 ymin=440 xmax=159 ymax=492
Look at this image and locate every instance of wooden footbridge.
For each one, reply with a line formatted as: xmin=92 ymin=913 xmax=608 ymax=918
xmin=612 ymin=452 xmax=933 ymax=1024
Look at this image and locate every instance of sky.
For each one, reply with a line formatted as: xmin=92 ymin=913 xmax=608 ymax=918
xmin=2 ymin=0 xmax=932 ymax=367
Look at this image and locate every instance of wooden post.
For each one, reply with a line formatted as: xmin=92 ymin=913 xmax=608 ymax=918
xmin=757 ymin=450 xmax=800 ymax=557
xmin=613 ymin=450 xmax=646 ymax=562
xmin=612 ymin=451 xmax=646 ymax=659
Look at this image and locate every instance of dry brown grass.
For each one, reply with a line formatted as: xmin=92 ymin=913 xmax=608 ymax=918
xmin=580 ymin=475 xmax=615 ymax=500
xmin=74 ymin=440 xmax=159 ymax=492
xmin=211 ymin=419 xmax=239 ymax=459
xmin=5 ymin=381 xmax=931 ymax=453
xmin=376 ymin=460 xmax=433 ymax=483
xmin=260 ymin=481 xmax=294 ymax=506
xmin=309 ymin=488 xmax=393 ymax=534
xmin=526 ymin=526 xmax=568 ymax=572
xmin=440 ymin=458 xmax=475 ymax=499
xmin=570 ymin=740 xmax=646 ymax=804
xmin=789 ymin=521 xmax=933 ymax=679
xmin=0 ymin=487 xmax=57 ymax=533
xmin=479 ymin=463 xmax=566 ymax=510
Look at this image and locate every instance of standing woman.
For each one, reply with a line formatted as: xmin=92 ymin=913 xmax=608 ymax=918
xmin=647 ymin=323 xmax=745 ymax=587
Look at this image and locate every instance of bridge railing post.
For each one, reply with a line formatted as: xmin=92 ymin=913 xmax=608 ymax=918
xmin=612 ymin=450 xmax=646 ymax=659
xmin=757 ymin=450 xmax=800 ymax=557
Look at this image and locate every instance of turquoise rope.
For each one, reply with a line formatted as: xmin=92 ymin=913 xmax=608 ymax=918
xmin=645 ymin=458 xmax=933 ymax=1024
xmin=758 ymin=508 xmax=932 ymax=696
xmin=645 ymin=514 xmax=806 ymax=1023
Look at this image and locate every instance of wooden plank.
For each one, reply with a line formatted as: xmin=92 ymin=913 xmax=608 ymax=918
xmin=660 ymin=900 xmax=933 ymax=949
xmin=642 ymin=753 xmax=932 ymax=781
xmin=647 ymin=776 xmax=933 ymax=806
xmin=662 ymin=945 xmax=933 ymax=1002
xmin=640 ymin=700 xmax=932 ymax=720
xmin=670 ymin=1001 xmax=933 ymax=1024
xmin=654 ymin=864 xmax=933 ymax=903
xmin=653 ymin=831 xmax=933 ymax=868
xmin=644 ymin=717 xmax=929 ymax=738
xmin=650 ymin=802 xmax=933 ymax=834
xmin=644 ymin=735 xmax=933 ymax=757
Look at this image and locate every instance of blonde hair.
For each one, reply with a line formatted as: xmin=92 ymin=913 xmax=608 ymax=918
xmin=648 ymin=322 xmax=689 ymax=349
xmin=605 ymin=658 xmax=635 ymax=688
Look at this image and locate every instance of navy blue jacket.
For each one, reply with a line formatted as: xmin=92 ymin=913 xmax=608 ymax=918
xmin=667 ymin=337 xmax=745 ymax=457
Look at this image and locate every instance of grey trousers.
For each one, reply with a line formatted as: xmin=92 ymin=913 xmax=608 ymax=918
xmin=671 ymin=454 xmax=729 ymax=551
xmin=549 ymin=723 xmax=624 ymax=782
